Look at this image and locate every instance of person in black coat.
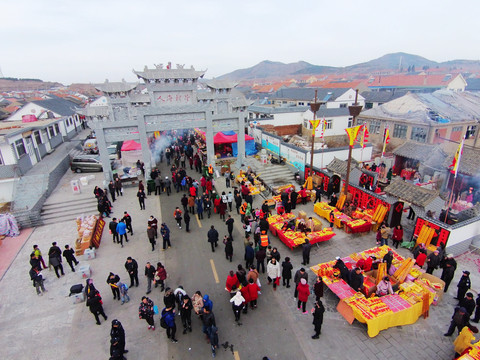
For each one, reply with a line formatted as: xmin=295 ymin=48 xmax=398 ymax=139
xmin=312 ymin=300 xmax=325 ymax=339
xmin=314 ymin=185 xmax=322 ymax=204
xmin=290 ymin=189 xmax=298 ymax=210
xmin=48 ymin=242 xmax=64 ymax=278
xmin=184 ymin=211 xmax=191 ymax=233
xmin=109 ymin=218 xmax=119 ymax=243
xmin=226 ymin=215 xmax=235 ymax=240
xmin=314 ymin=276 xmax=324 ymax=301
xmin=472 ymin=295 xmax=480 ymax=323
xmin=180 ymin=294 xmax=193 ymax=334
xmin=444 ymin=307 xmax=469 ymax=336
xmin=110 ymin=319 xmax=128 ymax=356
xmin=164 ymin=288 xmax=176 ymax=310
xmin=456 ymin=271 xmax=471 ymax=301
xmin=460 ymin=292 xmax=476 ymax=317
xmin=63 ymin=245 xmax=79 ymax=272
xmin=207 ymin=225 xmax=219 ymax=252
xmin=348 ymin=268 xmax=364 ymax=292
xmin=107 ymin=273 xmax=121 ymax=300
xmin=329 ymin=193 xmax=337 ymax=207
xmin=87 ymin=289 xmax=108 ymax=325
xmin=124 ymin=257 xmax=139 ymax=287
xmin=333 ymin=258 xmax=349 ymax=282
xmin=223 ymin=236 xmax=233 ymax=262
xmin=281 ymin=257 xmax=293 ymax=288
xmin=244 ymin=243 xmax=255 ymax=269
xmin=441 ymin=254 xmax=457 ymax=292
xmin=382 ymin=251 xmax=394 ymax=274
xmin=137 ymin=189 xmax=146 ymax=210
xmin=302 ymin=239 xmax=312 ymax=266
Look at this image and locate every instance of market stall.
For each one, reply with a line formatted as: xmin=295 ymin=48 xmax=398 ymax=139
xmin=75 ymin=215 xmax=102 ymax=255
xmin=236 ymin=169 xmax=265 ymax=195
xmin=311 ymin=246 xmax=444 ymax=337
xmin=266 ymin=212 xmax=335 ymax=249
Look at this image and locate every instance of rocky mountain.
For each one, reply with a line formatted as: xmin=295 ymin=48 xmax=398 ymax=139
xmin=218 ymin=52 xmax=480 ymax=80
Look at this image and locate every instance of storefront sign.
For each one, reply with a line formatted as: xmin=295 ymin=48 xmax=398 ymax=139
xmin=91 ymin=218 xmax=105 ymax=248
xmin=280 ymin=146 xmax=305 ymax=172
xmin=261 ymin=134 xmax=280 ymax=155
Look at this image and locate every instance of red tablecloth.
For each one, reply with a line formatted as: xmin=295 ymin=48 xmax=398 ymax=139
xmin=308 ymin=232 xmax=336 ymax=245
xmin=344 ymin=222 xmax=372 ymax=234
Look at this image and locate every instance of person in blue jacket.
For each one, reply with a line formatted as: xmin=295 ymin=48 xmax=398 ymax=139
xmin=116 ymin=220 xmax=128 ymax=248
xmin=160 ymin=223 xmax=171 ymax=250
xmin=161 ymin=306 xmax=178 ymax=343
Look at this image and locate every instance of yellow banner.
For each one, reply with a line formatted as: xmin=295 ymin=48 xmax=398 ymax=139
xmin=310 ymin=119 xmax=320 ymax=136
xmin=345 ymin=125 xmax=362 ymax=146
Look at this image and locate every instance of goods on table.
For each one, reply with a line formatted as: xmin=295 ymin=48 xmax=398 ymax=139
xmin=372 ymin=204 xmax=388 ymax=224
xmin=336 ymin=194 xmax=346 ymax=211
xmin=376 ymin=263 xmax=386 ymax=284
xmin=394 ymin=258 xmax=415 ymax=283
xmin=311 ymin=246 xmax=437 ymax=337
xmin=415 ymin=225 xmax=436 ymax=247
xmin=75 ymin=215 xmax=99 ymax=255
xmin=457 ymin=340 xmax=480 ymax=359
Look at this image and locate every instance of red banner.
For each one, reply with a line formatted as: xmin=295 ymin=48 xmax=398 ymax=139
xmin=91 ymin=218 xmax=105 ymax=249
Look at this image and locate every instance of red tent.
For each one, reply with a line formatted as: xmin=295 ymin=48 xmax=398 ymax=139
xmin=213 ymin=132 xmax=254 ymax=144
xmin=121 ymin=140 xmax=141 ymax=151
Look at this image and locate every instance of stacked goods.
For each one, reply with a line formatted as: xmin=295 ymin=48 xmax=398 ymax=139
xmin=75 ymin=215 xmax=98 ymax=254
xmin=409 ymin=268 xmax=422 ymax=279
xmin=267 ymin=213 xmax=296 ymax=224
xmin=398 ymin=281 xmax=436 ymax=304
xmin=336 ymin=194 xmax=346 ymax=211
xmin=372 ymin=204 xmax=388 ymax=224
xmin=306 ymin=229 xmax=336 ymax=244
xmin=394 ymin=258 xmax=415 ymax=283
xmin=376 ymin=263 xmax=386 ymax=284
xmin=416 ymin=225 xmax=436 ymax=247
xmin=379 ymin=294 xmax=411 ymax=313
xmin=458 ymin=341 xmax=480 ymax=359
xmin=347 ymin=296 xmax=393 ymax=319
xmin=418 ymin=277 xmax=443 ymax=292
xmin=310 ymin=261 xmax=336 ymax=277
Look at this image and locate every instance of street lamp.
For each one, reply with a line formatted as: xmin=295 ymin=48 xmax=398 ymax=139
xmin=344 ymin=89 xmax=363 ymax=196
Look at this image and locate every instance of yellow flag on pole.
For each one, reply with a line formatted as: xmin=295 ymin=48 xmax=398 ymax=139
xmin=310 ymin=119 xmax=321 ymax=136
xmin=345 ymin=125 xmax=363 ymax=146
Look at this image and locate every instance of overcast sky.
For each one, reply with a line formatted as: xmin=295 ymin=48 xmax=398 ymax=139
xmin=1 ymin=0 xmax=479 ymax=85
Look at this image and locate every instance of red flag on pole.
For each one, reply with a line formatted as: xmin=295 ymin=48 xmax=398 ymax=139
xmin=450 ymin=137 xmax=464 ymax=177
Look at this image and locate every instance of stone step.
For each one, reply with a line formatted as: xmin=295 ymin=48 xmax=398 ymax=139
xmin=42 ymin=213 xmax=99 ymax=225
xmin=41 ymin=202 xmax=98 ymax=217
xmin=42 ymin=197 xmax=96 ymax=210
xmin=41 ymin=206 xmax=99 ymax=221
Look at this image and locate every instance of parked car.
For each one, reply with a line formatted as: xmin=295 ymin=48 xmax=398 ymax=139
xmin=107 ymin=144 xmax=118 ymax=160
xmin=83 ymin=139 xmax=98 ymax=154
xmin=70 ymin=155 xmax=113 ymax=173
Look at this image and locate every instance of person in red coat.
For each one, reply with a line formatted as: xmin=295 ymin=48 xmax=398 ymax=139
xmin=299 ymin=187 xmax=308 ymax=205
xmin=392 ymin=225 xmax=403 ymax=249
xmin=240 ymin=283 xmax=251 ymax=314
xmin=415 ymin=249 xmax=427 ymax=269
xmin=206 ymin=179 xmax=213 ymax=194
xmin=246 ymin=278 xmax=260 ymax=309
xmin=225 ymin=271 xmax=239 ymax=297
xmin=189 ymin=185 xmax=197 ymax=197
xmin=297 ymin=278 xmax=310 ymax=314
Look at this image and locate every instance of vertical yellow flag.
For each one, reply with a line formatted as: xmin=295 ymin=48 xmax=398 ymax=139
xmin=310 ymin=119 xmax=321 ymax=136
xmin=345 ymin=125 xmax=363 ymax=146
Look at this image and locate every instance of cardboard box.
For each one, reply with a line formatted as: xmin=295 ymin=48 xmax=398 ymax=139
xmin=79 ymin=264 xmax=91 ymax=279
xmin=72 ymin=292 xmax=85 ymax=304
xmin=83 ymin=248 xmax=96 ymax=261
xmin=419 ymin=273 xmax=445 ymax=303
xmin=298 ymin=210 xmax=307 ymax=220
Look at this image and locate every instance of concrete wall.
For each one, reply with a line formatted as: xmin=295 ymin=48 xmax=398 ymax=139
xmin=17 ymin=155 xmax=32 ymax=175
xmin=0 ymin=178 xmax=16 ymax=202
xmin=50 ymin=133 xmax=63 ymax=148
xmin=445 ymin=218 xmax=480 ymax=256
xmin=0 ymin=143 xmax=16 ymax=165
xmin=307 ymin=145 xmax=373 ymax=169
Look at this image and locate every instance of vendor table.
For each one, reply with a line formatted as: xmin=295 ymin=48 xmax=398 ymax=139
xmin=345 ymin=294 xmax=425 ymax=337
xmin=344 ymin=221 xmax=372 ymax=234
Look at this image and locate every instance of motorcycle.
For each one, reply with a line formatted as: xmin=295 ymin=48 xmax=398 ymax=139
xmin=270 ymin=156 xmax=285 ymax=165
xmin=294 ymin=172 xmax=302 ymax=185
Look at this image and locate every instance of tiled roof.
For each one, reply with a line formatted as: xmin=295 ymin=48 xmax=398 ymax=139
xmin=268 ymin=88 xmax=347 ymax=102
xmin=361 ymin=90 xmax=408 ymax=103
xmin=95 ymin=81 xmax=139 ymax=93
xmin=367 ymin=74 xmax=461 ymax=88
xmin=384 ymin=179 xmax=440 ymax=207
xmin=326 ymin=157 xmax=359 ymax=178
xmin=31 ymin=97 xmax=78 ymax=116
xmin=360 ymin=90 xmax=480 ymax=124
xmin=466 ymin=78 xmax=480 ymax=91
xmin=133 ymin=66 xmax=205 ymax=80
xmin=444 ymin=146 xmax=480 ymax=176
xmin=248 ymin=105 xmax=308 ymax=114
xmin=205 ymin=79 xmax=238 ymax=90
xmin=393 ymin=142 xmax=443 ymax=162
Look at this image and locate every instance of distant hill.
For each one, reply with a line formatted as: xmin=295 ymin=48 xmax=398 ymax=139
xmin=218 ymin=60 xmax=337 ymax=81
xmin=344 ymin=52 xmax=438 ymax=73
xmin=0 ymin=78 xmax=63 ymax=91
xmin=218 ymin=52 xmax=480 ymax=80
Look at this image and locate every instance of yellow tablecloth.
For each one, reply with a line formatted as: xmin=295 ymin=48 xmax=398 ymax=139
xmin=314 ymin=202 xmax=335 ymax=221
xmin=351 ymin=300 xmax=425 ymax=337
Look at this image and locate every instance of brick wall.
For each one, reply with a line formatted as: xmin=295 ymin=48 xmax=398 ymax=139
xmin=259 ymin=124 xmax=301 ymax=136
